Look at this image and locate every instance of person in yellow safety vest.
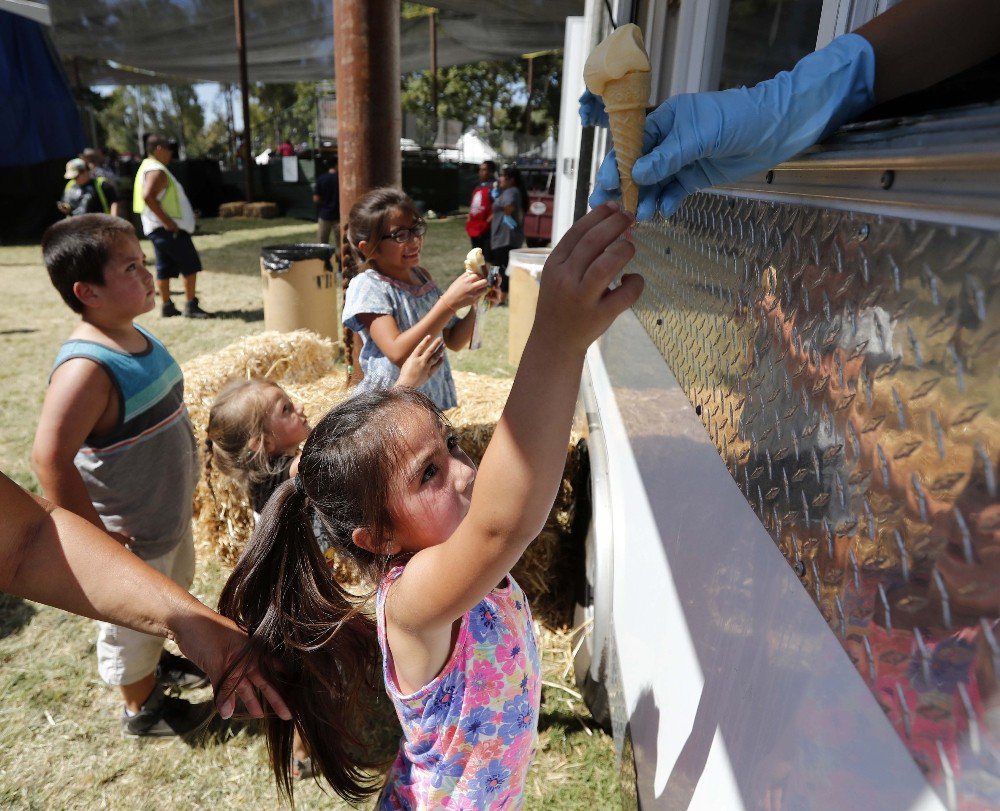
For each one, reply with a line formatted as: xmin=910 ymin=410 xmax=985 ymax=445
xmin=133 ymin=134 xmax=211 ymax=319
xmin=58 ymin=158 xmax=120 ymax=218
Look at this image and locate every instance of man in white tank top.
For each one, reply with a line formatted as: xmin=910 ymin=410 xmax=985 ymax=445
xmin=133 ymin=134 xmax=211 ymax=318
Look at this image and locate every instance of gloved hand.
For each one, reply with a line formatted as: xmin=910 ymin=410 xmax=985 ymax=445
xmin=502 ymin=214 xmax=518 ymax=230
xmin=578 ymin=89 xmax=609 ymax=128
xmin=590 ymin=33 xmax=876 ymax=220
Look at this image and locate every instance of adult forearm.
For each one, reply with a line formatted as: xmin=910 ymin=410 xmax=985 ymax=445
xmin=34 ymin=463 xmax=109 ymax=536
xmin=144 ymin=196 xmax=176 ymax=229
xmin=3 ymin=480 xmax=193 ymax=634
xmin=858 ymin=0 xmax=1000 ymax=103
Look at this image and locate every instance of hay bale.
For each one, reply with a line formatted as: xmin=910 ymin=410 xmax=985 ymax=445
xmin=184 ymin=346 xmax=584 ymax=629
xmin=218 ymin=201 xmax=246 ymax=218
xmin=245 ymin=201 xmax=279 ymax=219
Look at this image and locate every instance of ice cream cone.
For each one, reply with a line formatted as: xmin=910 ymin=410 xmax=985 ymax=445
xmin=602 ymin=71 xmax=650 ymax=216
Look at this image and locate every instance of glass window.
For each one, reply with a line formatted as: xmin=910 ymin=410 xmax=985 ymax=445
xmin=717 ymin=0 xmax=824 ymax=90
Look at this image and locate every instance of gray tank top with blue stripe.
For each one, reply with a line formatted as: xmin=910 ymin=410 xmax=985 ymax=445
xmin=51 ymin=325 xmax=199 ymax=560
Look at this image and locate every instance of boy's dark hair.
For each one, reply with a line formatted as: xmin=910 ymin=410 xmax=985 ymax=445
xmin=41 ymin=214 xmax=136 ymax=313
xmin=482 ymin=160 xmax=497 ymax=174
xmin=218 ymin=387 xmax=447 ymax=801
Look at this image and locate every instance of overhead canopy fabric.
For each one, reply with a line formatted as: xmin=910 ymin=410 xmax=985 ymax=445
xmin=0 ymin=9 xmax=85 ymax=165
xmin=39 ymin=0 xmax=581 ymax=85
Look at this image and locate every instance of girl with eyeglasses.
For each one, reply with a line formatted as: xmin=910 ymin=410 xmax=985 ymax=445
xmin=343 ymin=188 xmax=490 ymax=409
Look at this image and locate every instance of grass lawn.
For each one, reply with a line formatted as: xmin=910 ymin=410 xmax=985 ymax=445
xmin=0 ymin=216 xmax=620 ymax=809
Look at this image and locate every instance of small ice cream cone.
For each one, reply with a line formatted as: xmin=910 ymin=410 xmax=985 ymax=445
xmin=602 ymin=71 xmax=650 ymax=216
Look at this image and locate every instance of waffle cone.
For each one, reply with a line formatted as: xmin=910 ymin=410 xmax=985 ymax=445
xmin=602 ymin=71 xmax=649 ymax=216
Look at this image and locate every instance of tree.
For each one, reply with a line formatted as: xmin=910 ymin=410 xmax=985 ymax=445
xmin=249 ymin=82 xmax=318 ymax=152
xmin=400 ymin=53 xmax=562 ymax=147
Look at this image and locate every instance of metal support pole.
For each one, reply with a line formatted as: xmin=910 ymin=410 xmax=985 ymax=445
xmin=523 ymin=55 xmax=534 ymax=133
xmin=233 ymin=0 xmax=254 ymax=201
xmin=430 ymin=9 xmax=438 ymax=144
xmin=333 ymin=0 xmax=401 ymax=382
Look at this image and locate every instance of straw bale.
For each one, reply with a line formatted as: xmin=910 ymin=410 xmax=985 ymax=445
xmin=218 ymin=202 xmax=246 ymax=218
xmin=245 ymin=201 xmax=279 ymax=218
xmin=184 ymin=341 xmax=585 ymax=630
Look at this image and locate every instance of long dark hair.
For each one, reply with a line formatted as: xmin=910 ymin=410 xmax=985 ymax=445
xmin=217 ymin=387 xmax=446 ymax=801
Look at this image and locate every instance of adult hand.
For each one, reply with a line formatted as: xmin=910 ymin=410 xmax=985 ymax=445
xmin=578 ymin=89 xmax=609 ymax=128
xmin=163 ymin=219 xmax=179 ymax=233
xmin=590 ymin=34 xmax=875 ymax=220
xmin=172 ymin=610 xmax=291 ymax=721
xmin=442 ymin=272 xmax=489 ymax=313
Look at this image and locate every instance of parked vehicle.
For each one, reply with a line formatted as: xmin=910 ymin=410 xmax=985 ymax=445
xmin=561 ymin=3 xmax=1000 ymax=809
xmin=517 ymin=164 xmax=555 ymax=246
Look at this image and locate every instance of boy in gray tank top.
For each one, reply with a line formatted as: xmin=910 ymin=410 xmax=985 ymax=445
xmin=32 ymin=214 xmax=209 ymax=737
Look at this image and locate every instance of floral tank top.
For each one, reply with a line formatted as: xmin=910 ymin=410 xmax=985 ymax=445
xmin=376 ymin=565 xmax=542 ymax=810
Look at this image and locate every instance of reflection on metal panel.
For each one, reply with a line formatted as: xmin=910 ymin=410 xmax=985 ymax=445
xmin=631 ymin=196 xmax=1000 ymax=809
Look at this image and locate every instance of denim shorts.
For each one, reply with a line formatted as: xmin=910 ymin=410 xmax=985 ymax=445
xmin=148 ymin=228 xmax=203 ymax=280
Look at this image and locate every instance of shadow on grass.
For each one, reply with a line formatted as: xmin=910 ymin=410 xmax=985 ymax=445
xmin=207 ymin=307 xmax=265 ymax=323
xmin=187 ymin=710 xmax=267 ymax=748
xmin=0 ymin=593 xmax=37 ymax=640
xmin=537 ymin=703 xmax=601 ymax=736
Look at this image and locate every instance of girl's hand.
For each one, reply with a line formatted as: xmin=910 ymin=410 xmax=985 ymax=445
xmin=397 ymin=334 xmax=445 ymax=388
xmin=535 ymin=202 xmax=643 ymax=352
xmin=441 ymin=272 xmax=489 ymax=312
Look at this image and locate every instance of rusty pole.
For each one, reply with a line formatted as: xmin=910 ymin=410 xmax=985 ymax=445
xmin=333 ymin=0 xmax=401 ymax=381
xmin=430 ymin=9 xmax=438 ymax=144
xmin=233 ymin=0 xmax=254 ymax=201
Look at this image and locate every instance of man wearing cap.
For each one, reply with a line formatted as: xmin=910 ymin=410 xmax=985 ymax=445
xmin=58 ymin=158 xmax=119 ymax=218
xmin=133 ymin=134 xmax=211 ymax=319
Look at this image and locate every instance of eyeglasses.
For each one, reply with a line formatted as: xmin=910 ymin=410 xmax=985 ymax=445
xmin=384 ymin=222 xmax=427 ymax=244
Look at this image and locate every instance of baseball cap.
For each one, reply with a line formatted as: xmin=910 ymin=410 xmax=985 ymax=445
xmin=64 ymin=158 xmax=88 ymax=179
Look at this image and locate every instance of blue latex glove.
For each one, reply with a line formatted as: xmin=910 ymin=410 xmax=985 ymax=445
xmin=590 ymin=33 xmax=876 ymax=220
xmin=502 ymin=214 xmax=518 ymax=230
xmin=578 ymin=89 xmax=609 ymax=128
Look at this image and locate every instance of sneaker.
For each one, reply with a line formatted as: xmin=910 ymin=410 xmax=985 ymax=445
xmin=161 ymin=300 xmax=181 ymax=317
xmin=183 ymin=297 xmax=213 ymax=319
xmin=121 ymin=684 xmax=212 ymax=737
xmin=291 ymin=756 xmax=315 ymax=780
xmin=156 ymin=650 xmax=210 ymax=690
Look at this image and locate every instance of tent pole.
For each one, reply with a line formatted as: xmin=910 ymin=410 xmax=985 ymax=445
xmin=233 ymin=0 xmax=254 ymax=201
xmin=333 ymin=0 xmax=401 ymax=382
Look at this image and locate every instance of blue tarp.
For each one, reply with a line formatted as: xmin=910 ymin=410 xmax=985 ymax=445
xmin=0 ymin=9 xmax=85 ymax=167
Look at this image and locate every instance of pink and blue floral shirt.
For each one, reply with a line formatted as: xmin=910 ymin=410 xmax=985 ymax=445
xmin=376 ymin=566 xmax=542 ymax=809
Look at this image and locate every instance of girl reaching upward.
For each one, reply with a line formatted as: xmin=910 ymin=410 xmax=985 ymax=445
xmin=219 ymin=201 xmax=642 ymax=807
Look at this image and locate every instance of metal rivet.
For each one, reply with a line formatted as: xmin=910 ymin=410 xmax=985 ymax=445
xmin=880 ymin=170 xmax=895 ymax=190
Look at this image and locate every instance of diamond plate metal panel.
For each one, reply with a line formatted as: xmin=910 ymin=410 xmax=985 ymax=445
xmin=631 ymin=194 xmax=1000 ymax=809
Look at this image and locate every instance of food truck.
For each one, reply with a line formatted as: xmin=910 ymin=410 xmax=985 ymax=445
xmin=553 ymin=2 xmax=1000 ymax=808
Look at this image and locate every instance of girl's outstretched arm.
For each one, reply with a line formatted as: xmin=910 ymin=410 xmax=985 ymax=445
xmin=0 ymin=472 xmax=291 ymax=721
xmin=391 ymin=203 xmax=642 ymax=634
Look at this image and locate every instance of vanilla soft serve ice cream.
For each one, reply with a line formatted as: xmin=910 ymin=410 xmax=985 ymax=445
xmin=584 ymin=24 xmax=651 ymax=215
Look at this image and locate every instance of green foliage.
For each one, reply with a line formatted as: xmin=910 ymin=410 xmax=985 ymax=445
xmin=249 ymin=82 xmax=319 ymax=152
xmin=401 ymin=53 xmax=562 ymax=147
